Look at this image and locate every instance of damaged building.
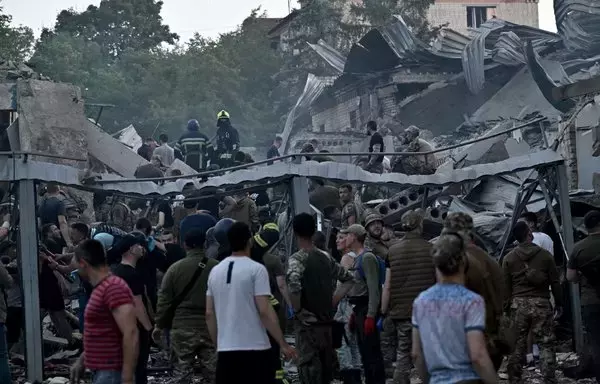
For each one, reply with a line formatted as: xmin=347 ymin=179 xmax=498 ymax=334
xmin=277 ymin=0 xmax=600 ymax=263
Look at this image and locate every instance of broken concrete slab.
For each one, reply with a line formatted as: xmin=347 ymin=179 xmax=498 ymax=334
xmin=16 ymin=79 xmax=88 ymax=168
xmin=85 ymin=121 xmax=149 ymax=177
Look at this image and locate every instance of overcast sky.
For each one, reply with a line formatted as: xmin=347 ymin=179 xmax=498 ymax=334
xmin=3 ymin=0 xmax=556 ymax=41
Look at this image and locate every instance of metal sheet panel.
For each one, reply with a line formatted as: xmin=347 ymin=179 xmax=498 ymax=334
xmin=0 ymin=149 xmax=563 ymax=196
xmin=307 ymin=40 xmax=346 ymax=74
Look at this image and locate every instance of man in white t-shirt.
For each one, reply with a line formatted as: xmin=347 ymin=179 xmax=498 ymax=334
xmin=206 ymin=221 xmax=296 ymax=384
xmin=521 ymin=212 xmax=554 ymax=255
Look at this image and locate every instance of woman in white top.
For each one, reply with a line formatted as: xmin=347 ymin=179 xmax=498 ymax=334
xmin=333 ymin=232 xmax=362 ymax=384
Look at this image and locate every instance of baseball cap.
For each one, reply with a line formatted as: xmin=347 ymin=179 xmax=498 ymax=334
xmin=340 ymin=224 xmax=367 ymax=237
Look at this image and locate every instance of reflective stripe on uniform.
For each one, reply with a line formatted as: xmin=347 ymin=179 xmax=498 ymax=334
xmin=269 ymin=295 xmax=279 ymax=307
xmin=275 ymin=370 xmax=285 ymax=379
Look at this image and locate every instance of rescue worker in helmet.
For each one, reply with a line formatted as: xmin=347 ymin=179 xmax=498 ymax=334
xmin=175 ymin=119 xmax=213 ymax=172
xmin=214 ymin=110 xmax=240 ymax=169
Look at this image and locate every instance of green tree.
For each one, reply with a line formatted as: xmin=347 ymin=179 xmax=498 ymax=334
xmin=49 ymin=0 xmax=179 ymax=56
xmin=31 ymin=7 xmax=284 ymax=146
xmin=351 ymin=0 xmax=437 ymax=40
xmin=0 ymin=5 xmax=34 ymax=62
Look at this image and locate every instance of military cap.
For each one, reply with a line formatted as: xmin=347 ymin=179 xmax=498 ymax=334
xmin=401 ymin=209 xmax=424 ymax=231
xmin=364 ymin=212 xmax=384 ymax=227
xmin=443 ymin=212 xmax=474 ymax=232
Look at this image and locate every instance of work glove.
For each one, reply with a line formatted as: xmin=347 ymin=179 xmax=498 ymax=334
xmin=348 ymin=312 xmax=356 ymax=333
xmin=364 ymin=316 xmax=376 ymax=336
xmin=377 ymin=316 xmax=384 ymax=331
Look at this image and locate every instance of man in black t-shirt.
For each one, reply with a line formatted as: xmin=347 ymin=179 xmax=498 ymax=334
xmin=39 ymin=183 xmax=73 ymax=248
xmin=366 ymin=120 xmax=384 ymax=174
xmin=112 ymin=234 xmax=153 ymax=384
xmin=157 ymin=201 xmax=174 ymax=230
xmin=266 ymin=136 xmax=283 ymax=166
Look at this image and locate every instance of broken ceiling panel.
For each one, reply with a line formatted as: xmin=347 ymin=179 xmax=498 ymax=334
xmin=115 ymin=125 xmax=143 ymax=152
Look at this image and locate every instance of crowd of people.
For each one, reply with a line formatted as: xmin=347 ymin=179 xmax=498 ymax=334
xmin=0 ymin=162 xmax=598 ymax=384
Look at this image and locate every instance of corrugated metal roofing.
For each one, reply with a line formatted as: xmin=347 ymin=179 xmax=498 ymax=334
xmin=462 ymin=19 xmax=561 ymax=94
xmin=93 ymin=149 xmax=562 ymax=195
xmin=555 ymin=0 xmax=600 ymax=51
xmin=307 ymin=40 xmax=346 ymax=74
xmin=280 ymin=74 xmax=337 ymax=154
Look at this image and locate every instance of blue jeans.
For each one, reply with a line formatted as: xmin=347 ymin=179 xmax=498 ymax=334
xmin=0 ymin=324 xmax=11 ymax=384
xmin=93 ymin=370 xmax=122 ymax=384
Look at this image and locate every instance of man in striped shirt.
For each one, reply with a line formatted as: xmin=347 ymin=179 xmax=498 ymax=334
xmin=70 ymin=239 xmax=139 ymax=384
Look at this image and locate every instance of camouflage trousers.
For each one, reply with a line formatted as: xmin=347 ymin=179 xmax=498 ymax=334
xmin=507 ymin=297 xmax=557 ymax=384
xmin=391 ymin=320 xmax=413 ymax=384
xmin=295 ymin=323 xmax=334 ymax=384
xmin=170 ymin=328 xmax=217 ymax=384
xmin=380 ymin=316 xmax=397 ymax=369
xmin=334 ymin=298 xmax=361 ymax=370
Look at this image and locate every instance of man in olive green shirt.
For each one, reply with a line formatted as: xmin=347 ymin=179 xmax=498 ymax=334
xmin=154 ymin=227 xmax=219 ymax=384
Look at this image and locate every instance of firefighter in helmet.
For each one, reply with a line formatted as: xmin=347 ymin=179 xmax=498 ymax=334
xmin=214 ymin=110 xmax=240 ymax=169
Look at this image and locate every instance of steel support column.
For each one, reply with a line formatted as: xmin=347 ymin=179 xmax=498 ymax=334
xmin=18 ymin=179 xmax=43 ymax=382
xmin=556 ymin=164 xmax=583 ymax=352
xmin=290 ymin=177 xmax=311 ymax=216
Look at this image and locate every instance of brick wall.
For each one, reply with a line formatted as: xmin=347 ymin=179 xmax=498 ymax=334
xmin=311 ymin=96 xmax=361 ymax=133
xmin=428 ymin=2 xmax=539 ymax=32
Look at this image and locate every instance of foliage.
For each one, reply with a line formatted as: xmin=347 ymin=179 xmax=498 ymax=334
xmin=30 ymin=6 xmax=282 ymax=146
xmin=0 ymin=5 xmax=34 ymax=62
xmin=351 ymin=0 xmax=436 ymax=40
xmin=45 ymin=0 xmax=179 ymax=57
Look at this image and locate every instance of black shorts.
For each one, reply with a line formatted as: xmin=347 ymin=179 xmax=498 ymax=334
xmin=216 ymin=349 xmax=273 ymax=384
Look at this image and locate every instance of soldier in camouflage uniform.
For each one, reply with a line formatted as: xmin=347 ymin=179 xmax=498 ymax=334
xmin=502 ymin=221 xmax=563 ymax=384
xmin=362 ymin=212 xmax=396 ymax=371
xmin=286 ymin=213 xmax=354 ymax=384
xmin=154 ymin=227 xmax=218 ymax=384
xmin=339 ymin=184 xmax=357 ymax=229
xmin=391 ymin=126 xmax=436 ymax=176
